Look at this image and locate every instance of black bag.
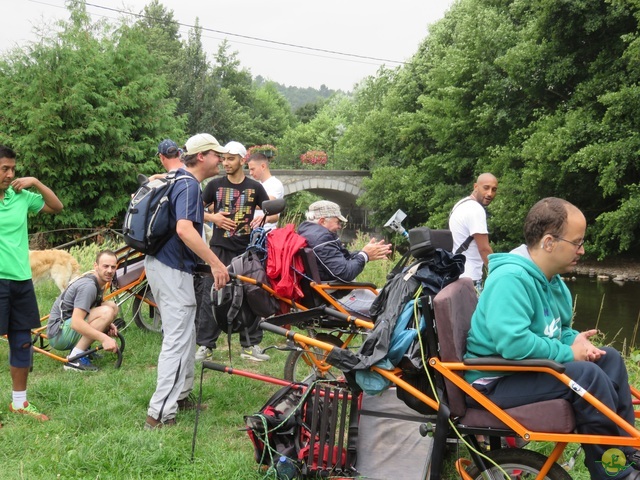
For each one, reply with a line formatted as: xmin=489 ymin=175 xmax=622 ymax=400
xmin=245 ymin=384 xmax=306 ymax=467
xmin=245 ymin=382 xmax=359 ymax=477
xmin=229 ymin=250 xmax=280 ymax=319
xmin=122 ymin=172 xmax=192 ymax=255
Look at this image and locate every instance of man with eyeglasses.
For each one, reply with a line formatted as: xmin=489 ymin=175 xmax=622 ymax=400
xmin=465 ymin=197 xmax=640 ymax=479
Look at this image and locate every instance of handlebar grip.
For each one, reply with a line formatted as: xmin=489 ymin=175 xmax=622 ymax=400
xmin=202 ymin=361 xmax=230 ymax=373
xmin=114 ymin=332 xmax=125 ymax=369
xmin=259 ymin=321 xmax=293 ymax=338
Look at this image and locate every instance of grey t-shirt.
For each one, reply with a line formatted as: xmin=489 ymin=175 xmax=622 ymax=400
xmin=46 ymin=275 xmax=101 ymax=338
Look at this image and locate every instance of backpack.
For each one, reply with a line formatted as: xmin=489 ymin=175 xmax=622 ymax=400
xmin=212 ymin=250 xmax=281 ymax=353
xmin=122 ymin=172 xmax=191 ymax=255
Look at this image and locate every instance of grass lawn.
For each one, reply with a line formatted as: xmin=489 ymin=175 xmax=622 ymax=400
xmin=1 ymin=303 xmax=293 ymax=479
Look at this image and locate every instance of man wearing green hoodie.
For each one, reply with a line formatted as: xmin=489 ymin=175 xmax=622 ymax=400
xmin=465 ymin=197 xmax=639 ymax=479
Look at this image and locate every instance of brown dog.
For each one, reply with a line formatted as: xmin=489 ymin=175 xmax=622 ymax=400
xmin=29 ymin=249 xmax=81 ymax=292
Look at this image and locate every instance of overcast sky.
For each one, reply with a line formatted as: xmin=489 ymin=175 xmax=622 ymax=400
xmin=1 ymin=0 xmax=455 ymax=91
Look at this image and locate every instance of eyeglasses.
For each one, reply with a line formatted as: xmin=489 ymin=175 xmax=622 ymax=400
xmin=552 ymin=235 xmax=585 ymax=249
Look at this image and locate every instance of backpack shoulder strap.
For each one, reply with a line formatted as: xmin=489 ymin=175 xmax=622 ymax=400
xmin=449 ymin=197 xmax=476 ymax=254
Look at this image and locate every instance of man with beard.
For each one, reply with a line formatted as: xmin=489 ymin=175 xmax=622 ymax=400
xmin=0 ymin=144 xmax=63 ymax=421
xmin=196 ymin=141 xmax=270 ymax=362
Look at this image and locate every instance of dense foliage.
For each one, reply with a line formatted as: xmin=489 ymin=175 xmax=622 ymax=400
xmin=357 ymin=0 xmax=640 ymax=258
xmin=0 ymin=5 xmax=183 ymax=236
xmin=1 ymin=0 xmax=639 ymax=259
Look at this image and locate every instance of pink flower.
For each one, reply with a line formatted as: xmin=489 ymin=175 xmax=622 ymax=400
xmin=300 ymin=150 xmax=327 ymax=166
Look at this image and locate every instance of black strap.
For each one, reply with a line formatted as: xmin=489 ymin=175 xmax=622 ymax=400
xmin=387 ymin=249 xmax=413 ymax=279
xmin=455 ymin=235 xmax=474 ymax=255
xmin=345 ymin=388 xmax=359 ymax=472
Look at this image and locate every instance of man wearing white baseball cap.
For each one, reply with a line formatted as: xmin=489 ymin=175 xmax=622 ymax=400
xmin=197 ymin=141 xmax=271 ymax=362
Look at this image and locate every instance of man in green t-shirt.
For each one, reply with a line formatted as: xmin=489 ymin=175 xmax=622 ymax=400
xmin=0 ymin=145 xmax=63 ymax=423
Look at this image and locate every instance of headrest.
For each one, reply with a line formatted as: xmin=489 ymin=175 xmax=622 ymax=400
xmin=409 ymin=227 xmax=453 ymax=259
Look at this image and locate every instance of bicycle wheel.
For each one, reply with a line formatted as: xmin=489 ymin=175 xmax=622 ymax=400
xmin=133 ymin=288 xmax=162 ymax=333
xmin=465 ymin=448 xmax=572 ymax=480
xmin=284 ymin=333 xmax=345 ymax=384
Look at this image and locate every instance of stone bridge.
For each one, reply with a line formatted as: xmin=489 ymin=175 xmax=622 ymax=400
xmin=271 ymin=169 xmax=371 ymax=229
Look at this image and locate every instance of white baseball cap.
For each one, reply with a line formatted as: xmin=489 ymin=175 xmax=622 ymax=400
xmin=224 ymin=141 xmax=247 ymax=158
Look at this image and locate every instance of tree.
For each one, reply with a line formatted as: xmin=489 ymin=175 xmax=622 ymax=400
xmin=133 ymin=0 xmax=183 ymax=98
xmin=0 ymin=1 xmax=184 ymax=239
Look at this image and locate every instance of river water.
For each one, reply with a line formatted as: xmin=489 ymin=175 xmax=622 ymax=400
xmin=567 ymin=276 xmax=640 ymax=350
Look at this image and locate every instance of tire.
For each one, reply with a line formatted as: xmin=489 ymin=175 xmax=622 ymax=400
xmin=465 ymin=448 xmax=572 ymax=480
xmin=284 ymin=333 xmax=345 ymax=384
xmin=133 ymin=287 xmax=162 ymax=333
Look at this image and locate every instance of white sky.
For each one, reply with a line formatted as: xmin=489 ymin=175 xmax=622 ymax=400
xmin=1 ymin=0 xmax=455 ymax=91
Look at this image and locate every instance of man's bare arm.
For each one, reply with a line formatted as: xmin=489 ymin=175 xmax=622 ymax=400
xmin=176 ymin=219 xmax=229 ymax=289
xmin=473 ymin=233 xmax=493 ymax=267
xmin=11 ymin=177 xmax=63 ymax=213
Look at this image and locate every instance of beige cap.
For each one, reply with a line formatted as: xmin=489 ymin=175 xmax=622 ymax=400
xmin=184 ymin=133 xmax=228 ymax=155
xmin=308 ymin=200 xmax=347 ymax=223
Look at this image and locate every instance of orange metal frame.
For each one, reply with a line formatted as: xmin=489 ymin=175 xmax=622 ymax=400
xmin=264 ymin=326 xmax=640 ymax=480
xmin=232 ymin=273 xmax=375 ymax=377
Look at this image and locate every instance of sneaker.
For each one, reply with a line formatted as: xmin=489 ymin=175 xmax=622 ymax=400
xmin=144 ymin=415 xmax=176 ymax=430
xmin=64 ymin=355 xmax=99 ymax=372
xmin=9 ymin=401 xmax=49 ymax=421
xmin=195 ymin=345 xmax=214 ymax=362
xmin=241 ymin=345 xmax=270 ymax=362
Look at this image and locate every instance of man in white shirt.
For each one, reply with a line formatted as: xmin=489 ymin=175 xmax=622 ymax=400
xmin=448 ymin=173 xmax=498 ymax=289
xmin=248 ymin=152 xmax=284 ymax=231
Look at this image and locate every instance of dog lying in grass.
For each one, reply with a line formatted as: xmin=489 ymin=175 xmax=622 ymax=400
xmin=29 ymin=249 xmax=81 ymax=292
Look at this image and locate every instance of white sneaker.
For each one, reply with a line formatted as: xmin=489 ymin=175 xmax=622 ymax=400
xmin=240 ymin=345 xmax=270 ymax=362
xmin=195 ymin=345 xmax=214 ymax=362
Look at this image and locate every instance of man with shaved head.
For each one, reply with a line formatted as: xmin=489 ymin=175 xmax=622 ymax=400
xmin=449 ymin=173 xmax=498 ymax=290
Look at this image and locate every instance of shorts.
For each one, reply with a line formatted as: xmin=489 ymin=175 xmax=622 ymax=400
xmin=0 ymin=279 xmax=41 ymax=336
xmin=48 ymin=318 xmax=81 ymax=351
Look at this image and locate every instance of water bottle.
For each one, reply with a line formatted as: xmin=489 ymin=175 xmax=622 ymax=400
xmin=275 ymin=455 xmax=298 ymax=480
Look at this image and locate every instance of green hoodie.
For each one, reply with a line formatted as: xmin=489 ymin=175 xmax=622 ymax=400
xmin=464 ymin=245 xmax=578 ymax=384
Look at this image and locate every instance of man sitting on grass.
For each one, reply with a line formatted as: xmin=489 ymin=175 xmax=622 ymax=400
xmin=46 ymin=250 xmax=120 ymax=371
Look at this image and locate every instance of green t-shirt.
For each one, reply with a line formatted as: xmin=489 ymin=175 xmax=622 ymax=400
xmin=0 ymin=186 xmax=45 ymax=280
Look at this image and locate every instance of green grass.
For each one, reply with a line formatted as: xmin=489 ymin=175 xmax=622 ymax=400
xmin=2 ymin=309 xmax=292 ymax=479
xmin=4 ymin=243 xmax=637 ymax=479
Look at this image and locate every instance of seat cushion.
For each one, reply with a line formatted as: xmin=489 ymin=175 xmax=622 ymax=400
xmin=460 ymin=399 xmax=575 ymax=433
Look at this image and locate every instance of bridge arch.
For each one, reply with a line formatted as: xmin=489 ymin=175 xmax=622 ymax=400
xmin=271 ymin=169 xmax=371 ymax=230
